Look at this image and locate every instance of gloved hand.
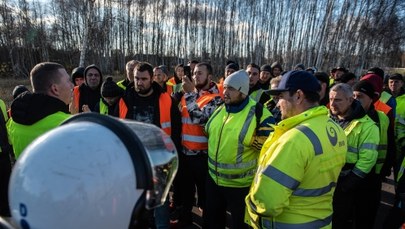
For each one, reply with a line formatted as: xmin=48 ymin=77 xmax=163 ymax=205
xmin=339 ymin=172 xmax=363 ymax=193
xmin=380 ymin=164 xmax=392 ymax=178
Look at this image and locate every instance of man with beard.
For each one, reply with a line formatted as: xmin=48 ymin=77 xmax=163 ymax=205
xmin=217 ymin=62 xmax=240 ymax=96
xmin=117 ymin=61 xmax=181 ymax=146
xmin=173 ymin=62 xmax=223 ymax=227
xmin=245 ymin=71 xmax=347 ymax=229
xmin=116 ymin=62 xmax=181 ymax=228
xmin=205 ymin=70 xmax=274 ymax=229
xmin=7 ymin=62 xmax=73 ymax=158
xmin=329 ymin=83 xmax=379 ymax=229
xmin=70 ymin=64 xmax=103 ymax=113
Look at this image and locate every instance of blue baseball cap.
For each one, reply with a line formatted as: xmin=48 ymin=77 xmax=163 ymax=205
xmin=266 ymin=70 xmax=321 ymax=95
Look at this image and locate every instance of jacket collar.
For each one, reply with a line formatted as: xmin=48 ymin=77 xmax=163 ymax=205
xmin=225 ymin=96 xmax=249 ymax=113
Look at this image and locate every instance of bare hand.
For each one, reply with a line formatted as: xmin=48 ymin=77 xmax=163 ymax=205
xmin=182 ymin=76 xmax=195 ymax=93
xmin=82 ymin=104 xmax=91 ymax=113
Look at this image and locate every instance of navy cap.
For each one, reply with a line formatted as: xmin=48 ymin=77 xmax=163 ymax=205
xmin=266 ymin=70 xmax=321 ymax=95
xmin=389 ymin=73 xmax=403 ymax=81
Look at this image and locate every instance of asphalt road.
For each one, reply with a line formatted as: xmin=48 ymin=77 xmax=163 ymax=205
xmin=177 ymin=176 xmax=397 ymax=229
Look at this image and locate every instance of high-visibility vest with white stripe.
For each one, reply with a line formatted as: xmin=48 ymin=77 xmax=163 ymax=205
xmin=181 ymin=93 xmax=219 ymax=151
xmin=245 ymin=106 xmax=347 ymax=229
xmin=205 ymin=98 xmax=272 ymax=188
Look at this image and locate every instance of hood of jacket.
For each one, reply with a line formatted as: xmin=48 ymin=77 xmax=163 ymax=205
xmin=10 ymin=93 xmax=69 ymax=125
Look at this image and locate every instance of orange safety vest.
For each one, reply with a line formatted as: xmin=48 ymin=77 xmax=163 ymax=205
xmin=375 ymin=100 xmax=392 ymax=116
xmin=181 ymin=93 xmax=219 ymax=151
xmin=118 ymin=93 xmax=172 ymax=136
xmin=166 ymin=77 xmax=184 ymax=95
xmin=217 ymin=77 xmax=225 ymax=98
xmin=73 ymin=86 xmax=80 ymax=112
xmin=166 ymin=77 xmax=175 ymax=95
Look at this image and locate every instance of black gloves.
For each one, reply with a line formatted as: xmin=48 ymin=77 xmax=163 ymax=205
xmin=340 ymin=172 xmax=363 ymax=192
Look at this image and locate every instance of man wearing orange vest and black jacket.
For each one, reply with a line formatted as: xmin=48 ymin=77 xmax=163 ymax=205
xmin=115 ymin=62 xmax=181 ymax=228
xmin=70 ymin=64 xmax=103 ymax=114
xmin=116 ymin=62 xmax=181 ymax=149
xmin=176 ymin=62 xmax=223 ymax=227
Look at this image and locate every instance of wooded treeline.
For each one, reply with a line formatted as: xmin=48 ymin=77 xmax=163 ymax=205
xmin=0 ymin=0 xmax=404 ymax=78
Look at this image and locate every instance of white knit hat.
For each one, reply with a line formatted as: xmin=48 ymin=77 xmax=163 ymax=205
xmin=223 ymin=70 xmax=249 ymax=95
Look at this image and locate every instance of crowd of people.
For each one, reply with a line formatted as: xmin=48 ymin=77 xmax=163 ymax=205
xmin=0 ymin=60 xmax=405 ymax=229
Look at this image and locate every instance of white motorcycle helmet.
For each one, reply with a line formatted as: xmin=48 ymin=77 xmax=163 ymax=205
xmin=8 ymin=113 xmax=178 ymax=229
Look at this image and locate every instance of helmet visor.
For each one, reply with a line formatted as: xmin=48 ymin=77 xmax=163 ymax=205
xmin=122 ymin=120 xmax=178 ymax=209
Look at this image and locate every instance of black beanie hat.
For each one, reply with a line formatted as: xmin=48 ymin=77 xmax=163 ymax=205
xmin=225 ymin=63 xmax=239 ymax=71
xmin=101 ymin=77 xmax=124 ymax=98
xmin=260 ymin=64 xmax=272 ymax=73
xmin=340 ymin=72 xmax=356 ymax=83
xmin=367 ymin=67 xmax=384 ymax=79
xmin=353 ymin=80 xmax=376 ymax=100
xmin=12 ymin=85 xmax=29 ymax=99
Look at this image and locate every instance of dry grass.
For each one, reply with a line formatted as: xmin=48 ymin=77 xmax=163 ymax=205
xmin=386 ymin=68 xmax=405 ymax=75
xmin=0 ymin=78 xmax=31 ymax=107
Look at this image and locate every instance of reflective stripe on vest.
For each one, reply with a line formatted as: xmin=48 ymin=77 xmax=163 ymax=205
xmin=295 ymin=125 xmax=323 ymax=155
xmin=237 ymin=105 xmax=256 ymax=163
xmin=208 ymin=166 xmax=256 ymax=179
xmin=208 ymin=157 xmax=257 ymax=169
xmin=207 ymin=104 xmax=258 ymax=169
xmin=347 ymin=143 xmax=377 ymax=154
xmin=181 ymin=93 xmax=219 ymax=150
xmin=261 ymin=124 xmax=336 ymax=197
xmin=99 ymin=99 xmax=108 ymax=115
xmin=352 ymin=167 xmax=367 ymax=178
xmin=263 ymin=165 xmax=300 ymax=190
xmin=261 ymin=214 xmax=332 ymax=229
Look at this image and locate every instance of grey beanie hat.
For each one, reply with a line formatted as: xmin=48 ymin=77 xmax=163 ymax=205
xmin=223 ymin=70 xmax=249 ymax=95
